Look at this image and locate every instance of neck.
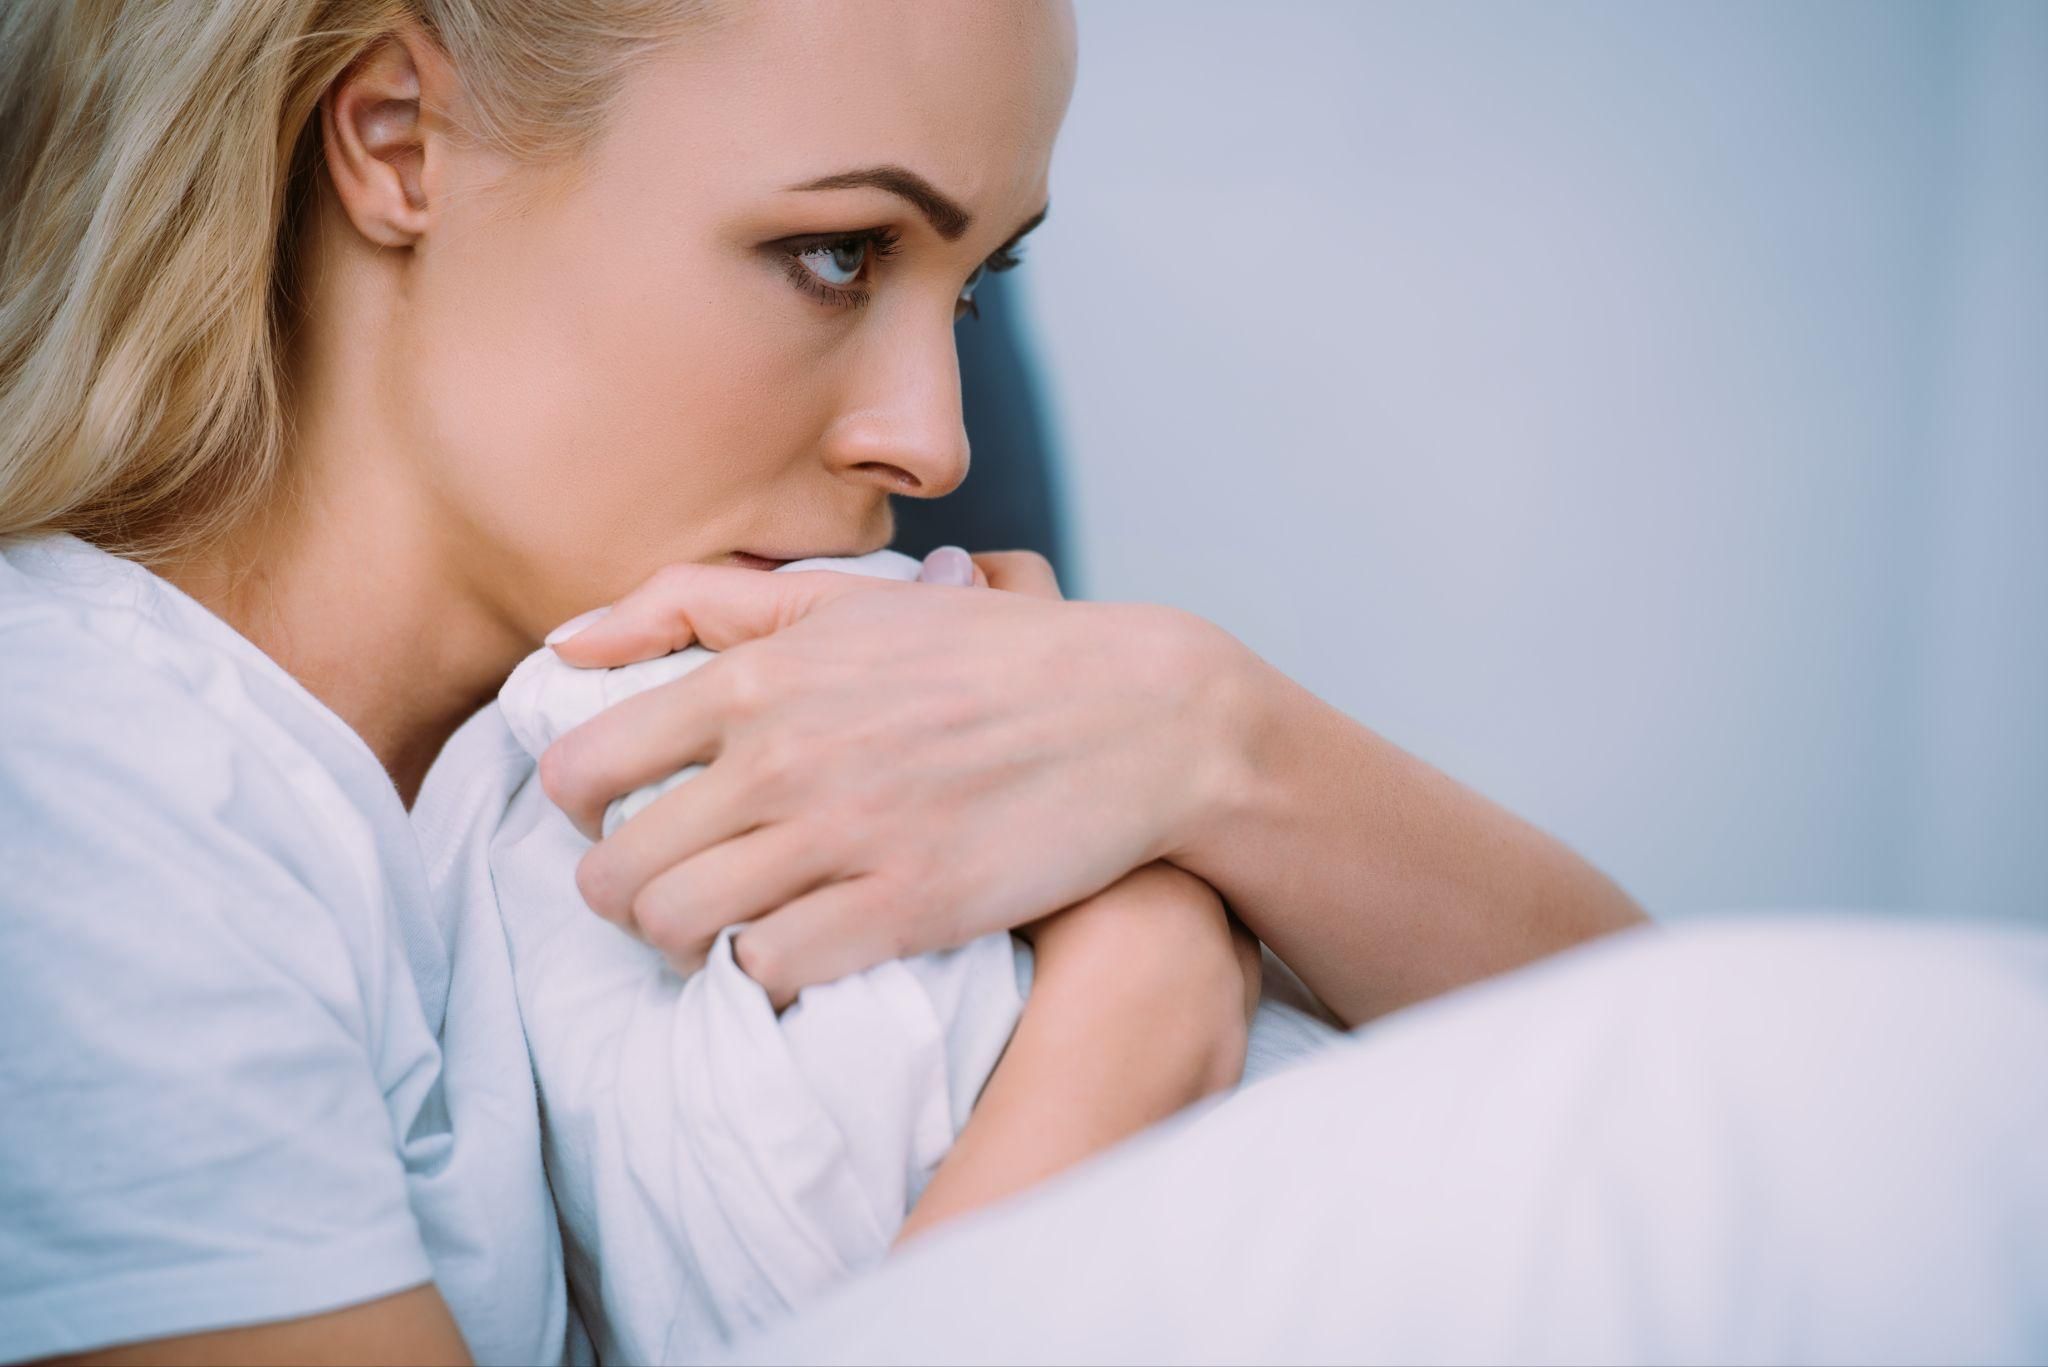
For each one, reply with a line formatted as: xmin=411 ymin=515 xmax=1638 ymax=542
xmin=165 ymin=467 xmax=530 ymax=807
xmin=162 ymin=287 xmax=532 ymax=807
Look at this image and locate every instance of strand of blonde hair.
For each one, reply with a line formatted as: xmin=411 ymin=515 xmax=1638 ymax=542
xmin=0 ymin=0 xmax=709 ymax=563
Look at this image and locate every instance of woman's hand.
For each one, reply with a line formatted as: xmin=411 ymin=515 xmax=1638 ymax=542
xmin=895 ymin=861 xmax=1257 ymax=1246
xmin=543 ymin=547 xmax=1646 ymax=1025
xmin=541 ymin=552 xmax=1252 ymax=1001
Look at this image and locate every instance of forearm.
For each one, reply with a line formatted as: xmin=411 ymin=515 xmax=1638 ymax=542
xmin=1169 ymin=622 xmax=1646 ymax=1028
xmin=897 ymin=867 xmax=1246 ymax=1245
xmin=53 ymin=1285 xmax=469 ymax=1367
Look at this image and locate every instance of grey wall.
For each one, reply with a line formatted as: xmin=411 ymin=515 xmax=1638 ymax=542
xmin=1021 ymin=1 xmax=2046 ymax=922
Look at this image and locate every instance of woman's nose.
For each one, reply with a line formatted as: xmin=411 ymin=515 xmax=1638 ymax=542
xmin=822 ymin=329 xmax=971 ymax=500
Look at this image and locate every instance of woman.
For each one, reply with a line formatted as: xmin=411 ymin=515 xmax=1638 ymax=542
xmin=0 ymin=0 xmax=1643 ymax=1361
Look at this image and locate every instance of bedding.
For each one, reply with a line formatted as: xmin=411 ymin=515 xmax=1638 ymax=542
xmin=715 ymin=916 xmax=2048 ymax=1366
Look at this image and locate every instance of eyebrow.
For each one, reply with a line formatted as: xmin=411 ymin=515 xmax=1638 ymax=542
xmin=787 ymin=165 xmax=1047 ymax=250
xmin=791 ymin=166 xmax=971 ymax=240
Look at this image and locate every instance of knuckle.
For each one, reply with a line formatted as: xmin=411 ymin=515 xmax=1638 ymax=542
xmin=631 ymin=883 xmax=686 ymax=947
xmin=712 ymin=651 xmax=772 ymax=720
xmin=538 ymin=734 xmax=611 ymax=831
xmin=575 ymin=847 xmax=628 ymax=920
xmin=536 ymin=738 xmax=580 ymax=809
xmin=731 ymin=929 xmax=780 ymax=987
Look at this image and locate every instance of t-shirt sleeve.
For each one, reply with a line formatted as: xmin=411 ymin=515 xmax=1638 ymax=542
xmin=0 ymin=633 xmax=434 ymax=1360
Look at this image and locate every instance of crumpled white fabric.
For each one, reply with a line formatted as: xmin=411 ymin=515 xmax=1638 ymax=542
xmin=482 ymin=547 xmax=1340 ymax=1362
xmin=492 ymin=550 xmax=1029 ymax=1363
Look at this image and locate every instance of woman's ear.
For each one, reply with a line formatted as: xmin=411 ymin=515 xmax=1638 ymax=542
xmin=321 ymin=29 xmax=458 ymax=248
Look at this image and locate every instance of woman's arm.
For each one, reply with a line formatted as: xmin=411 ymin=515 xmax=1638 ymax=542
xmin=896 ymin=862 xmax=1256 ymax=1245
xmin=542 ymin=554 xmax=1642 ymax=1024
xmin=52 ymin=1287 xmax=468 ymax=1367
xmin=1168 ymin=622 xmax=1646 ymax=1026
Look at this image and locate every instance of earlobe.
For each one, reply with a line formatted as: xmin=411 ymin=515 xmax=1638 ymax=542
xmin=322 ymin=34 xmax=437 ymax=248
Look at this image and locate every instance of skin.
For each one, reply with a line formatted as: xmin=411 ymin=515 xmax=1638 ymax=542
xmin=47 ymin=1288 xmax=467 ymax=1367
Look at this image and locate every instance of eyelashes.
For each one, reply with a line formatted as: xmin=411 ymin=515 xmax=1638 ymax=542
xmin=958 ymin=243 xmax=1026 ymax=322
xmin=770 ymin=227 xmax=1027 ymax=317
xmin=775 ymin=227 xmax=903 ymax=309
xmin=778 ymin=227 xmax=901 ymax=307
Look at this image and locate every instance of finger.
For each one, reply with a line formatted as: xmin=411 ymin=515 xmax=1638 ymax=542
xmin=970 ymin=550 xmax=1063 ymax=599
xmin=629 ymin=824 xmax=837 ymax=975
xmin=732 ymin=875 xmax=913 ymax=1009
xmin=548 ymin=562 xmax=886 ymax=668
xmin=571 ymin=760 xmax=759 ymax=921
xmin=539 ymin=659 xmax=742 ymax=838
xmin=1227 ymin=914 xmax=1263 ymax=1022
xmin=917 ymin=545 xmax=976 ymax=587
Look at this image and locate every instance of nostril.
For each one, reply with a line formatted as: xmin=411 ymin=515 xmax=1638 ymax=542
xmin=856 ymin=461 xmax=921 ymax=492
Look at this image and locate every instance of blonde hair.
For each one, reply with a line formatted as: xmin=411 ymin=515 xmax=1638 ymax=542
xmin=0 ymin=0 xmax=707 ymax=562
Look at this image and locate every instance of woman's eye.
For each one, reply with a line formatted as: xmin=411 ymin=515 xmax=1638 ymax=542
xmin=774 ymin=228 xmax=899 ymax=308
xmin=797 ymin=239 xmax=868 ymax=288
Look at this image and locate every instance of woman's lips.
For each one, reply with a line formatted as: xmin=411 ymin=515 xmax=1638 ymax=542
xmin=723 ymin=539 xmax=888 ymax=571
xmin=724 ymin=551 xmax=794 ymax=572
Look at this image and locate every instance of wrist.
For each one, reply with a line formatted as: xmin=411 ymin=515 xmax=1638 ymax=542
xmin=1155 ymin=609 xmax=1284 ymax=873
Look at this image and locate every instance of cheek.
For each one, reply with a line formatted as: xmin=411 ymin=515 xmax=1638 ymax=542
xmin=399 ymin=220 xmax=831 ymax=608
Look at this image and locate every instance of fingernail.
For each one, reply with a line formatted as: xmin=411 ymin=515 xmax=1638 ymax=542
xmin=919 ymin=545 xmax=975 ymax=587
xmin=544 ymin=605 xmax=611 ymax=647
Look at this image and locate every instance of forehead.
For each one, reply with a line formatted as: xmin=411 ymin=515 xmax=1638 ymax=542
xmin=600 ymin=0 xmax=1076 ymax=224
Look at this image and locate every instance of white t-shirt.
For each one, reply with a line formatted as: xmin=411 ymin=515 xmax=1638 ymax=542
xmin=0 ymin=535 xmax=568 ymax=1364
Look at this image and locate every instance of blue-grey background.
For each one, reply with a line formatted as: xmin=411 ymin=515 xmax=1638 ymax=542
xmin=984 ymin=0 xmax=2044 ymax=924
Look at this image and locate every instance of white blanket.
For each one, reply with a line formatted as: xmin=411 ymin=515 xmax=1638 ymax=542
xmin=713 ymin=916 xmax=2048 ymax=1366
